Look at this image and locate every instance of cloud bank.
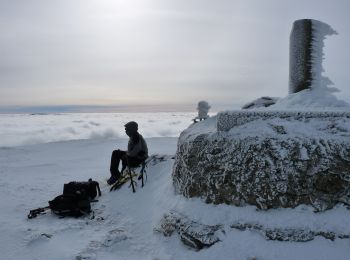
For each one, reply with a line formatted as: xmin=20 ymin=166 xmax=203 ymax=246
xmin=0 ymin=112 xmax=197 ymax=147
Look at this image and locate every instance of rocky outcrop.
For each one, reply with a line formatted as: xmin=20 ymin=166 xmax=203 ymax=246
xmin=155 ymin=211 xmax=350 ymax=250
xmin=172 ymin=112 xmax=350 ymax=211
xmin=155 ymin=211 xmax=223 ymax=250
xmin=230 ymin=222 xmax=350 ymax=242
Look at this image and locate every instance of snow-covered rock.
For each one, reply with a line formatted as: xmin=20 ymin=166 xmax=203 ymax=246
xmin=230 ymin=222 xmax=350 ymax=242
xmin=173 ymin=111 xmax=350 ymax=211
xmin=155 ymin=211 xmax=223 ymax=250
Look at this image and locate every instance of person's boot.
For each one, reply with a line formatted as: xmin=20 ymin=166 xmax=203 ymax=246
xmin=107 ymin=175 xmax=117 ymax=185
xmin=107 ymin=170 xmax=120 ymax=185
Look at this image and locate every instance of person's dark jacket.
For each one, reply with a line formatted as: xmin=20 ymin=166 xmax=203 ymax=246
xmin=127 ymin=133 xmax=148 ymax=161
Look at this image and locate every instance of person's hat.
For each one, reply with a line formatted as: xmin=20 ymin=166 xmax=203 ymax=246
xmin=124 ymin=121 xmax=138 ymax=131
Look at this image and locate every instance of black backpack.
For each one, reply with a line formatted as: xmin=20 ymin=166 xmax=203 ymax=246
xmin=48 ymin=193 xmax=91 ymax=217
xmin=63 ymin=178 xmax=101 ymax=200
xmin=28 ymin=179 xmax=101 ymax=219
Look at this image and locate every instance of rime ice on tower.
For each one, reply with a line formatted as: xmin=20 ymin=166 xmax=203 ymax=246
xmin=289 ymin=19 xmax=337 ymax=94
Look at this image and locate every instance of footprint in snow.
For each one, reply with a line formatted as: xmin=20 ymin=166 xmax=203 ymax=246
xmin=76 ymin=228 xmax=128 ymax=259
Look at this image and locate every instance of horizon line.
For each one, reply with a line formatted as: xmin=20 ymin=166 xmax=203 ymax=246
xmin=0 ymin=103 xmax=234 ymax=114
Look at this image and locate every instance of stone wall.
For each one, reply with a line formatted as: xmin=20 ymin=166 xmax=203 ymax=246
xmin=217 ymin=110 xmax=350 ymax=131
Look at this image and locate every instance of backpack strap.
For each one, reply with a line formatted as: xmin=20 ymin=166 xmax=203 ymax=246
xmin=28 ymin=206 xmax=50 ymax=219
xmin=88 ymin=179 xmax=102 ymax=198
xmin=95 ymin=181 xmax=101 ymax=197
xmin=128 ymin=168 xmax=137 ymax=193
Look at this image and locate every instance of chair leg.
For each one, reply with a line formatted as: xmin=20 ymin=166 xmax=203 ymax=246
xmin=141 ymin=172 xmax=144 ymax=187
xmin=140 ymin=164 xmax=146 ymax=187
xmin=137 ymin=170 xmax=144 ymax=187
xmin=128 ymin=167 xmax=136 ymax=193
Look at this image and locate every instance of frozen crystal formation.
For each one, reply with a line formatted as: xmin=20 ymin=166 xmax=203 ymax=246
xmin=173 ymin=112 xmax=350 ymax=211
xmin=289 ymin=19 xmax=337 ymax=94
xmin=155 ymin=211 xmax=222 ymax=250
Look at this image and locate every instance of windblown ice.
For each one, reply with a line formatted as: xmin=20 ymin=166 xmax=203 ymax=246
xmin=289 ymin=19 xmax=337 ymax=94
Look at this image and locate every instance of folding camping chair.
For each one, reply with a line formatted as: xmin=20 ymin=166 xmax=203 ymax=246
xmin=126 ymin=160 xmax=147 ymax=193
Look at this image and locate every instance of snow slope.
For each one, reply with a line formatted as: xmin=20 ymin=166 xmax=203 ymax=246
xmin=1 ymin=137 xmax=350 ymax=260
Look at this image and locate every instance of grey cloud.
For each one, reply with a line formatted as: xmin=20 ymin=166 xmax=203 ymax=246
xmin=0 ymin=0 xmax=349 ymax=109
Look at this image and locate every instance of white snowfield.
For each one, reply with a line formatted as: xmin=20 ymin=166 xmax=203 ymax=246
xmin=1 ymin=135 xmax=350 ymax=259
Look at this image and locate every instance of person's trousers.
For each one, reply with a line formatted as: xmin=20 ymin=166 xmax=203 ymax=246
xmin=110 ymin=150 xmax=127 ymax=177
xmin=110 ymin=149 xmax=144 ymax=177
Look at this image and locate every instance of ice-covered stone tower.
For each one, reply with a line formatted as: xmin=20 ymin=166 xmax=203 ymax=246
xmin=172 ymin=19 xmax=350 ymax=212
xmin=289 ymin=19 xmax=337 ymax=94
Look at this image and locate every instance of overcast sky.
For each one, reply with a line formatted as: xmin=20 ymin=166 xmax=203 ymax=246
xmin=0 ymin=0 xmax=349 ymax=112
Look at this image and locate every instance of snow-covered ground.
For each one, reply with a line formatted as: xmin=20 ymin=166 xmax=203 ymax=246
xmin=0 ymin=113 xmax=350 ymax=259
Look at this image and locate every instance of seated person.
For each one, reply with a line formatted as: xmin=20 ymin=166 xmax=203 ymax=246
xmin=107 ymin=121 xmax=148 ymax=185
